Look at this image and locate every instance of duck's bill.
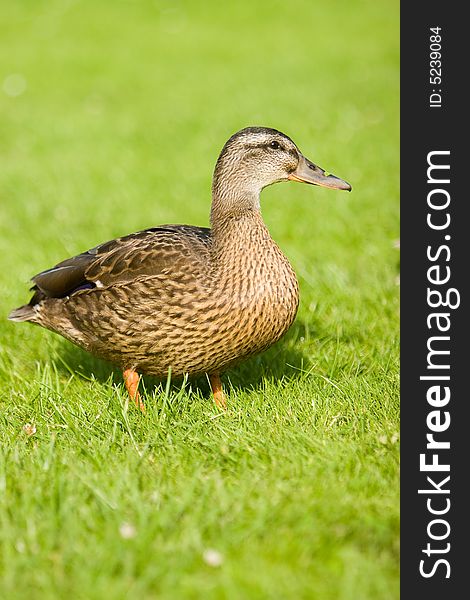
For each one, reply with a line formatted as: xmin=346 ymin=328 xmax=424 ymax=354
xmin=288 ymin=154 xmax=352 ymax=191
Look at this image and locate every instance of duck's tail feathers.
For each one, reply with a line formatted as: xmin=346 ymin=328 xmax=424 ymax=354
xmin=8 ymin=304 xmax=37 ymax=323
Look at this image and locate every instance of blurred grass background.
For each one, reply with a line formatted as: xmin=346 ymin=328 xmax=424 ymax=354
xmin=0 ymin=1 xmax=399 ymax=599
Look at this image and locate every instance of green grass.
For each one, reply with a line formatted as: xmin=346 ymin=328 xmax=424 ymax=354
xmin=0 ymin=1 xmax=399 ymax=598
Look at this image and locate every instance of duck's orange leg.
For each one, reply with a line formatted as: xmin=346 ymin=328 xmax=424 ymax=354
xmin=209 ymin=372 xmax=227 ymax=410
xmin=123 ymin=368 xmax=145 ymax=413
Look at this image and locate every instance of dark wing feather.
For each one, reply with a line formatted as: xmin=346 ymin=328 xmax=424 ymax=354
xmin=31 ymin=225 xmax=212 ymax=299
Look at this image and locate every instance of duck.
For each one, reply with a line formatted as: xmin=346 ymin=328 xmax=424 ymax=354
xmin=9 ymin=127 xmax=351 ymax=410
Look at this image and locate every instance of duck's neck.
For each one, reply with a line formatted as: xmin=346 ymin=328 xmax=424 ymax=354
xmin=210 ymin=177 xmax=261 ymax=224
xmin=209 ymin=164 xmax=273 ymax=256
xmin=210 ymin=185 xmax=267 ymax=234
xmin=210 ymin=151 xmax=267 ymax=219
xmin=209 ymin=190 xmax=273 ymax=268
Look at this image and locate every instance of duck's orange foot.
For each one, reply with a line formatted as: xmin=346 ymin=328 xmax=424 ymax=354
xmin=123 ymin=368 xmax=145 ymax=413
xmin=209 ymin=372 xmax=227 ymax=411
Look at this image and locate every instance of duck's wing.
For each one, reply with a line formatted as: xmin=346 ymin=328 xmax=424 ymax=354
xmin=31 ymin=225 xmax=212 ymax=299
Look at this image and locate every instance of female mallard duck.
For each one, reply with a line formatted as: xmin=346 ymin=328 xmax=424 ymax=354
xmin=9 ymin=127 xmax=351 ymax=410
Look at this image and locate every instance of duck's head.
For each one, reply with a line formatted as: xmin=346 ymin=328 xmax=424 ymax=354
xmin=212 ymin=127 xmax=351 ymax=216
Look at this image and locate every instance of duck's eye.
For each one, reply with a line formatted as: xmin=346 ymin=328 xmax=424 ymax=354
xmin=268 ymin=140 xmax=281 ymax=150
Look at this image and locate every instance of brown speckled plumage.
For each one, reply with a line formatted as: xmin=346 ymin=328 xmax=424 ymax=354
xmin=9 ymin=127 xmax=351 ymax=407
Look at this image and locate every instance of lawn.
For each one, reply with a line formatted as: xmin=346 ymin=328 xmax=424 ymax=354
xmin=0 ymin=1 xmax=399 ymax=599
